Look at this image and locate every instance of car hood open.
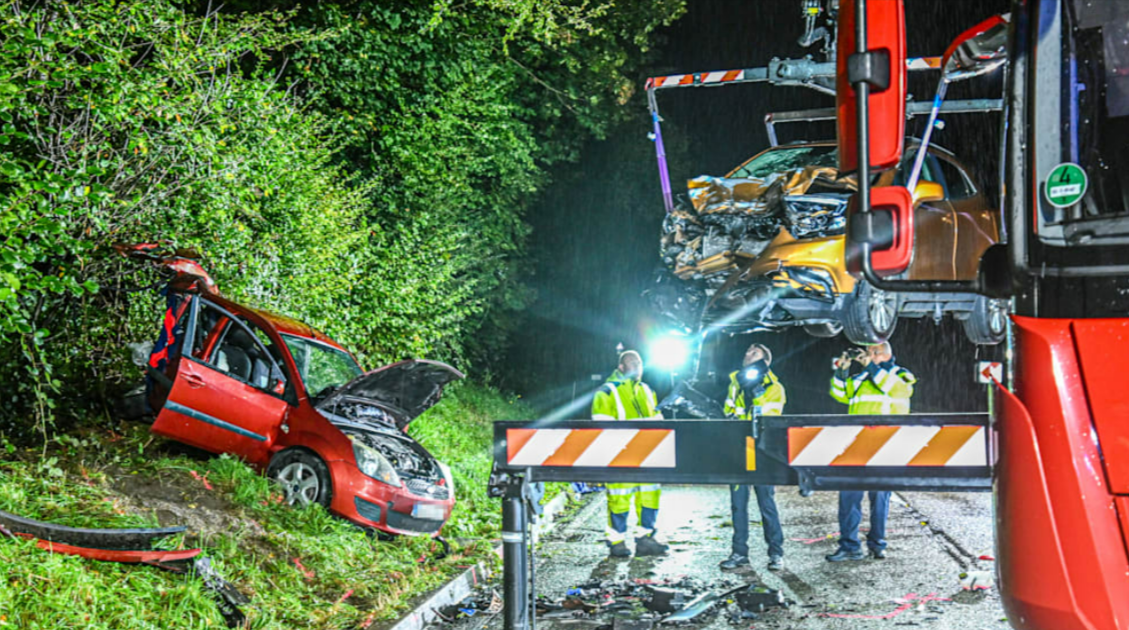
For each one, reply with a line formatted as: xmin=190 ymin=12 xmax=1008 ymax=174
xmin=316 ymin=360 xmax=464 ymax=429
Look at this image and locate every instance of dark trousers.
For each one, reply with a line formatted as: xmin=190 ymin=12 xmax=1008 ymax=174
xmin=837 ymin=490 xmax=890 ymax=552
xmin=730 ymin=485 xmax=784 ymax=558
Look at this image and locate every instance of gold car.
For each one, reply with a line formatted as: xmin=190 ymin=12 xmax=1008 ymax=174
xmin=654 ymin=141 xmax=1008 ymax=345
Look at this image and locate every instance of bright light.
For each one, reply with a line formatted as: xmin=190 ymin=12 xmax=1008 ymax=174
xmin=650 ymin=335 xmax=690 ymax=371
xmin=744 ymin=367 xmax=761 ymax=382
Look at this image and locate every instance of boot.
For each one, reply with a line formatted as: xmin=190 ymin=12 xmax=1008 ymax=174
xmin=608 ymin=542 xmax=630 ymax=558
xmin=634 ymin=535 xmax=669 ymax=557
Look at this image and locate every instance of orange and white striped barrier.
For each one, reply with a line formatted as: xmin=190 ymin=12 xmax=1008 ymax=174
xmin=505 ymin=428 xmax=676 ymax=468
xmin=788 ymin=425 xmax=986 ymax=467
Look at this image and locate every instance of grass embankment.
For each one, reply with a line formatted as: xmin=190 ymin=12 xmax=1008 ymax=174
xmin=0 ymin=383 xmax=530 ymax=629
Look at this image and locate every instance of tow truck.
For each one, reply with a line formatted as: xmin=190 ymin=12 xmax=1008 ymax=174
xmin=492 ymin=2 xmax=1129 ymax=629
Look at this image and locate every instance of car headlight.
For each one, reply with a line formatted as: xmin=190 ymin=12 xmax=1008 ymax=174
xmin=784 ymin=197 xmax=848 ymax=239
xmin=351 ymin=440 xmax=402 ymax=487
xmin=438 ymin=462 xmax=456 ymax=501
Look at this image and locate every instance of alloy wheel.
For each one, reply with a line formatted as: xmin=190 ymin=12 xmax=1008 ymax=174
xmin=867 ymin=287 xmax=897 ymax=334
xmin=277 ymin=462 xmax=320 ymax=507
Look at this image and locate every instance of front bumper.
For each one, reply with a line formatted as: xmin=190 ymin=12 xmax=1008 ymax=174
xmin=331 ymin=461 xmax=454 ymax=536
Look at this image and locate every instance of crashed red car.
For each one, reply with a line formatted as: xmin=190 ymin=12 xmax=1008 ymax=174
xmin=119 ymin=244 xmax=462 ymax=537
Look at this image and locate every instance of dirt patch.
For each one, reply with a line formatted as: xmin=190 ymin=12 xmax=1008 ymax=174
xmin=110 ymin=468 xmax=266 ymax=542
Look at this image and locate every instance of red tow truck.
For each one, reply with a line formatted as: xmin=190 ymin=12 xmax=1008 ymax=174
xmin=841 ymin=1 xmax=1129 ymax=627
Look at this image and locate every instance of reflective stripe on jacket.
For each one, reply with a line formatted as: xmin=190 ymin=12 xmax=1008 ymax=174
xmin=830 ymin=364 xmax=916 ymax=414
xmin=591 ymin=370 xmax=662 ymax=420
xmin=724 ymin=370 xmax=786 ymax=418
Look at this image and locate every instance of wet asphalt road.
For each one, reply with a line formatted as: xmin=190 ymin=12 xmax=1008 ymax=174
xmin=498 ymin=486 xmax=1006 ymax=630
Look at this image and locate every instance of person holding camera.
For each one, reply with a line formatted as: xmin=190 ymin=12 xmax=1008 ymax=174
xmin=826 ymin=341 xmax=917 ymax=562
xmin=719 ymin=342 xmax=787 ymax=572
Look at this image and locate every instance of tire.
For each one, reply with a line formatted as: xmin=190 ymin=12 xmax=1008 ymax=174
xmin=962 ymin=295 xmax=1009 ymax=345
xmin=267 ymin=449 xmax=333 ymax=509
xmin=842 ymin=281 xmax=898 ymax=345
xmin=803 ymin=322 xmax=843 ymax=338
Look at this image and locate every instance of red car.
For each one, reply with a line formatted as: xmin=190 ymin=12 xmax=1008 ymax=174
xmin=121 ymin=244 xmax=462 ymax=537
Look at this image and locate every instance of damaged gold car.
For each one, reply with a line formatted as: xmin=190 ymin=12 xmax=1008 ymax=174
xmin=651 ymin=141 xmax=1007 ymax=345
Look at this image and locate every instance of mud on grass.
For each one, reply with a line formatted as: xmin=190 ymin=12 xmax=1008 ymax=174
xmin=0 ymin=422 xmax=499 ymax=629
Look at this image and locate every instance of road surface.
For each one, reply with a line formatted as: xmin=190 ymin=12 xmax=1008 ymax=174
xmin=488 ymin=486 xmax=1005 ymax=630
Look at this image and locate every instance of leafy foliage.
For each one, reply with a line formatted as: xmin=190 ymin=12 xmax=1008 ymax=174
xmin=0 ymin=0 xmax=684 ymax=435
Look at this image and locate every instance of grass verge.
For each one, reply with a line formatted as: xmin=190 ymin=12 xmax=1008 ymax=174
xmin=0 ymin=382 xmax=527 ymax=629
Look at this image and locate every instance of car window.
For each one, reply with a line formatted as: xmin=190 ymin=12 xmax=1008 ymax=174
xmin=891 ymin=150 xmax=941 ymax=189
xmin=191 ymin=302 xmax=286 ymax=392
xmin=282 ymin=334 xmax=362 ymax=400
xmin=729 ymin=145 xmax=838 ymax=179
xmin=934 ymin=157 xmax=976 ymax=200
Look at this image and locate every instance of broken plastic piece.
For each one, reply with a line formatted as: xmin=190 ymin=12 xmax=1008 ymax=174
xmin=960 ymin=571 xmax=994 ymax=591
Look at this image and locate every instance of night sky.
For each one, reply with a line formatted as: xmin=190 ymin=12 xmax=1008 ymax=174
xmin=504 ymin=0 xmax=1010 ymax=417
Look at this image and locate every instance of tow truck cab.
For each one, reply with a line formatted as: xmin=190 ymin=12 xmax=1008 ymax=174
xmin=842 ymin=1 xmax=1129 ymax=628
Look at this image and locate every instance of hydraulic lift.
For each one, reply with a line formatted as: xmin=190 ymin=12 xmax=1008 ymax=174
xmin=488 ymin=411 xmax=993 ymax=630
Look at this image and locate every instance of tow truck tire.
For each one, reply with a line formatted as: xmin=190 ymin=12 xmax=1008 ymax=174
xmin=962 ymin=295 xmax=1008 ymax=345
xmin=803 ymin=322 xmax=843 ymax=338
xmin=268 ymin=449 xmax=333 ymax=510
xmin=842 ymin=281 xmax=898 ymax=345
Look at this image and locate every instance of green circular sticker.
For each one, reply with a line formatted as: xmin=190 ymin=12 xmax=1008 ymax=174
xmin=1045 ymin=162 xmax=1088 ymax=208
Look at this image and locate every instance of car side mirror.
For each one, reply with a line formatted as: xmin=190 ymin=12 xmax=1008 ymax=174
xmin=836 ymin=0 xmax=907 ymax=174
xmin=912 ymin=181 xmax=944 ymax=205
xmin=846 ymin=185 xmax=915 ymax=277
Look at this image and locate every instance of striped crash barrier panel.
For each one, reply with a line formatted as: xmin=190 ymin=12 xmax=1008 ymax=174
xmin=645 ymin=57 xmax=941 ymax=90
xmin=493 ymin=415 xmax=992 ymax=491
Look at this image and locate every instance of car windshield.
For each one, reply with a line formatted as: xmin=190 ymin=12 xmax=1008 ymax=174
xmin=729 ymin=145 xmax=839 ymax=179
xmin=282 ymin=334 xmax=363 ymax=399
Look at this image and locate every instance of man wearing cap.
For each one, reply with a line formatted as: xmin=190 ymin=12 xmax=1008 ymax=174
xmin=719 ymin=342 xmax=787 ymax=572
xmin=591 ymin=350 xmax=669 ymax=558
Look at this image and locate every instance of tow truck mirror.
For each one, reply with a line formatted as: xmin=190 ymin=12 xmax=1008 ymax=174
xmin=941 ymin=14 xmax=1009 ymax=84
xmin=912 ymin=181 xmax=944 ymax=205
xmin=836 ymin=0 xmax=906 ymax=174
xmin=846 ymin=185 xmax=915 ymax=277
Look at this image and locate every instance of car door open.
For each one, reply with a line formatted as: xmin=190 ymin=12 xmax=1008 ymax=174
xmin=152 ymin=298 xmax=289 ymax=463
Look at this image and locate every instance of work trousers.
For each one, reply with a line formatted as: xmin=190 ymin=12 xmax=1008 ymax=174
xmin=837 ymin=490 xmax=890 ymax=552
xmin=730 ymin=485 xmax=784 ymax=558
xmin=606 ymin=483 xmax=660 ymax=544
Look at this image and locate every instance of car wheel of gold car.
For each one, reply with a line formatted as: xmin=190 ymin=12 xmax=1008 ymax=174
xmin=842 ymin=282 xmax=898 ymax=345
xmin=962 ymin=295 xmax=1008 ymax=345
xmin=803 ymin=322 xmax=843 ymax=338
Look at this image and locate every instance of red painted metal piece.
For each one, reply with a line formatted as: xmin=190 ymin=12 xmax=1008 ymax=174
xmin=997 ymin=317 xmax=1129 ymax=630
xmin=1069 ymin=320 xmax=1129 ymax=494
xmin=836 ymin=0 xmax=907 ymax=174
xmin=942 ymin=14 xmax=1007 ymax=68
xmin=14 ymin=533 xmax=202 ymax=564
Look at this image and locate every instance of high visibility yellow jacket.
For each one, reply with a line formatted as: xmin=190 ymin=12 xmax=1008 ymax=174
xmin=725 ymin=370 xmax=786 ymax=418
xmin=830 ymin=362 xmax=916 ymax=414
xmin=591 ymin=370 xmax=662 ymax=420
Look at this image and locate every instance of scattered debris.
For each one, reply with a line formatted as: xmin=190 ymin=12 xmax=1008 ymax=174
xmin=435 ymin=589 xmax=503 ymax=622
xmin=960 ymin=571 xmax=994 ymax=591
xmin=734 ymin=587 xmax=785 ymax=613
xmin=821 ymin=592 xmax=950 ymax=620
xmin=0 ymin=508 xmax=250 ymax=627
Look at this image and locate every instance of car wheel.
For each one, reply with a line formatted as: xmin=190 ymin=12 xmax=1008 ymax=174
xmin=962 ymin=295 xmax=1009 ymax=345
xmin=803 ymin=322 xmax=843 ymax=338
xmin=268 ymin=449 xmax=333 ymax=509
xmin=842 ymin=281 xmax=898 ymax=344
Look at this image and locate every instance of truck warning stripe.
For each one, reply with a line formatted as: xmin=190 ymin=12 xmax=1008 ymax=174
xmin=506 ymin=428 xmax=675 ymax=468
xmin=788 ymin=425 xmax=986 ymax=467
